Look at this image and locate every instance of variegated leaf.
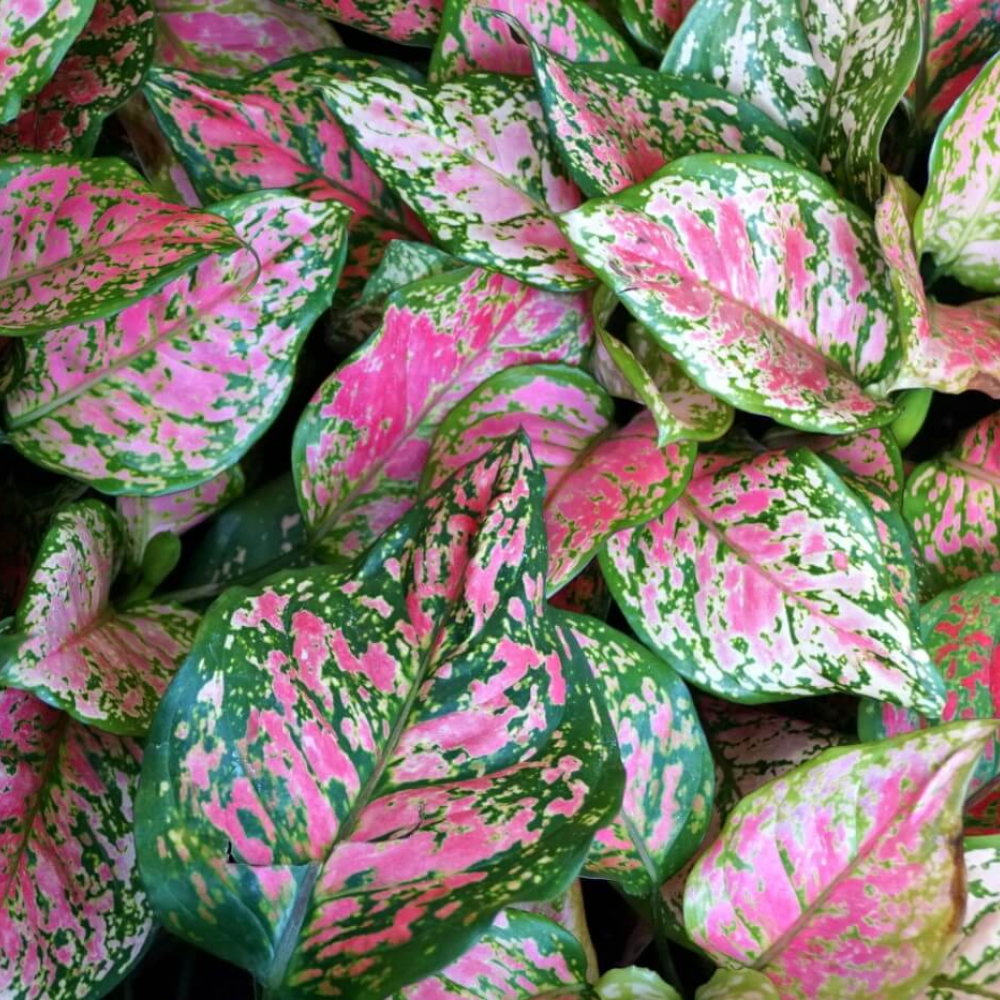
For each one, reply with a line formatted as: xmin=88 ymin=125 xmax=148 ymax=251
xmin=549 ymin=559 xmax=611 ymax=620
xmin=153 ymin=0 xmax=341 ymax=76
xmin=144 ymin=54 xmax=428 ymax=302
xmin=601 ymin=448 xmax=943 ymax=712
xmin=917 ymin=51 xmax=1000 ymax=293
xmin=530 ymin=39 xmax=818 ymax=198
xmin=320 ymin=72 xmax=590 ymax=290
xmin=0 ymin=0 xmax=155 ymax=155
xmin=563 ymin=156 xmax=899 ymax=433
xmin=136 ymin=436 xmax=623 ymax=997
xmin=615 ymin=0 xmax=696 ymax=53
xmin=596 ymin=968 xmax=679 ymax=999
xmin=117 ymin=465 xmax=246 ymax=567
xmin=0 ymin=501 xmax=198 ymax=735
xmin=293 ymin=267 xmax=592 ymax=561
xmin=661 ymin=0 xmax=922 ymax=206
xmin=6 ymin=192 xmax=351 ymax=494
xmin=430 ymin=0 xmax=636 ymax=82
xmin=0 ymin=689 xmax=152 ymax=1000
xmin=696 ymin=969 xmax=780 ymax=999
xmin=422 ymin=364 xmax=696 ymax=591
xmin=0 ymin=154 xmax=241 ymax=336
xmin=277 ymin=0 xmax=441 ymax=43
xmin=923 ymin=835 xmax=1000 ymax=999
xmin=517 ymin=880 xmax=598 ymax=982
xmin=684 ymin=721 xmax=998 ymax=998
xmin=0 ymin=0 xmax=95 ymax=124
xmin=904 ymin=413 xmax=1000 ymax=597
xmin=558 ymin=612 xmax=713 ymax=894
xmin=859 ymin=573 xmax=1000 ymax=834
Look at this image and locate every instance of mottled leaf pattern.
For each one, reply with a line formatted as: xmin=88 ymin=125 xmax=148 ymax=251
xmin=616 ymin=0 xmax=696 ymax=53
xmin=661 ymin=0 xmax=922 ymax=205
xmin=0 ymin=501 xmax=198 ymax=734
xmin=917 ymin=51 xmax=1000 ymax=293
xmin=321 ymin=72 xmax=590 ymax=289
xmin=430 ymin=0 xmax=636 ymax=82
xmin=601 ymin=448 xmax=943 ymax=711
xmin=685 ymin=722 xmax=998 ymax=998
xmin=596 ymin=967 xmax=679 ymax=999
xmin=517 ymin=880 xmax=598 ymax=982
xmin=530 ymin=41 xmax=818 ymax=198
xmin=696 ymin=968 xmax=780 ymax=999
xmin=6 ymin=192 xmax=351 ymax=494
xmin=136 ymin=437 xmax=623 ymax=997
xmin=0 ymin=154 xmax=241 ymax=336
xmin=0 ymin=689 xmax=152 ymax=999
xmin=564 ymin=156 xmax=899 ymax=432
xmin=294 ymin=267 xmax=592 ymax=561
xmin=277 ymin=0 xmax=442 ymax=44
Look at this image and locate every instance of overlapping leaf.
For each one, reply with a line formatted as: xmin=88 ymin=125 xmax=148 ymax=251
xmin=0 ymin=0 xmax=155 ymax=155
xmin=278 ymin=0 xmax=442 ymax=43
xmin=320 ymin=72 xmax=590 ymax=290
xmin=5 ymin=192 xmax=351 ymax=494
xmin=0 ymin=501 xmax=198 ymax=734
xmin=136 ymin=437 xmax=623 ymax=997
xmin=293 ymin=266 xmax=592 ymax=561
xmin=563 ymin=155 xmax=899 ymax=432
xmin=0 ymin=154 xmax=241 ymax=336
xmin=529 ymin=39 xmax=818 ymax=197
xmin=430 ymin=0 xmax=637 ymax=82
xmin=684 ymin=721 xmax=998 ymax=998
xmin=0 ymin=689 xmax=152 ymax=999
xmin=422 ymin=364 xmax=696 ymax=591
xmin=601 ymin=448 xmax=943 ymax=711
xmin=616 ymin=0 xmax=695 ymax=53
xmin=661 ymin=0 xmax=922 ymax=205
xmin=549 ymin=559 xmax=611 ymax=620
xmin=917 ymin=51 xmax=1000 ymax=293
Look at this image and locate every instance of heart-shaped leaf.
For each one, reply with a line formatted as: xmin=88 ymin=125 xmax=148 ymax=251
xmin=601 ymin=447 xmax=943 ymax=712
xmin=559 ymin=611 xmax=714 ymax=894
xmin=0 ymin=0 xmax=96 ymax=124
xmin=917 ymin=51 xmax=1000 ymax=293
xmin=278 ymin=0 xmax=442 ymax=44
xmin=529 ymin=39 xmax=818 ymax=198
xmin=5 ymin=191 xmax=351 ymax=494
xmin=0 ymin=501 xmax=198 ymax=734
xmin=615 ymin=0 xmax=696 ymax=53
xmin=320 ymin=72 xmax=590 ymax=290
xmin=136 ymin=436 xmax=623 ymax=997
xmin=661 ymin=0 xmax=922 ymax=206
xmin=430 ymin=0 xmax=637 ymax=82
xmin=0 ymin=154 xmax=242 ymax=336
xmin=0 ymin=0 xmax=155 ymax=155
xmin=152 ymin=0 xmax=342 ymax=76
xmin=293 ymin=266 xmax=592 ymax=561
xmin=563 ymin=155 xmax=900 ymax=433
xmin=0 ymin=689 xmax=152 ymax=999
xmin=421 ymin=364 xmax=696 ymax=591
xmin=904 ymin=413 xmax=1000 ymax=598
xmin=684 ymin=720 xmax=998 ymax=998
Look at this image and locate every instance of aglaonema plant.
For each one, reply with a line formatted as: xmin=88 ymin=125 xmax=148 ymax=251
xmin=4 ymin=0 xmax=1000 ymax=996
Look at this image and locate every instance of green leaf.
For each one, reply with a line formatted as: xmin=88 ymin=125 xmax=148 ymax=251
xmin=695 ymin=969 xmax=779 ymax=999
xmin=563 ymin=155 xmax=900 ymax=433
xmin=596 ymin=966 xmax=680 ymax=999
xmin=270 ymin=0 xmax=441 ymax=44
xmin=0 ymin=500 xmax=198 ymax=735
xmin=615 ymin=0 xmax=695 ymax=54
xmin=661 ymin=0 xmax=922 ymax=206
xmin=136 ymin=436 xmax=624 ymax=997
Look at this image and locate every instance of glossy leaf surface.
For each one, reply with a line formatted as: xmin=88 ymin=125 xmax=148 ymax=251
xmin=136 ymin=437 xmax=623 ymax=997
xmin=6 ymin=192 xmax=350 ymax=494
xmin=279 ymin=0 xmax=442 ymax=44
xmin=564 ymin=155 xmax=899 ymax=433
xmin=616 ymin=0 xmax=696 ymax=53
xmin=601 ymin=448 xmax=942 ymax=712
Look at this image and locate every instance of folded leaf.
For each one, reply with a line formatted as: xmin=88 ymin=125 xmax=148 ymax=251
xmin=430 ymin=0 xmax=637 ymax=82
xmin=530 ymin=41 xmax=818 ymax=197
xmin=136 ymin=436 xmax=623 ymax=997
xmin=904 ymin=413 xmax=1000 ymax=597
xmin=6 ymin=192 xmax=351 ymax=494
xmin=917 ymin=51 xmax=1000 ymax=293
xmin=0 ymin=501 xmax=198 ymax=734
xmin=0 ymin=0 xmax=155 ymax=155
xmin=0 ymin=0 xmax=95 ymax=123
xmin=0 ymin=689 xmax=152 ymax=999
xmin=601 ymin=448 xmax=943 ymax=712
xmin=922 ymin=299 xmax=1000 ymax=396
xmin=320 ymin=72 xmax=590 ymax=290
xmin=0 ymin=154 xmax=241 ymax=336
xmin=616 ymin=0 xmax=696 ymax=53
xmin=661 ymin=0 xmax=922 ymax=206
xmin=294 ymin=267 xmax=592 ymax=560
xmin=278 ymin=0 xmax=442 ymax=43
xmin=563 ymin=155 xmax=899 ymax=433
xmin=684 ymin=721 xmax=999 ymax=998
